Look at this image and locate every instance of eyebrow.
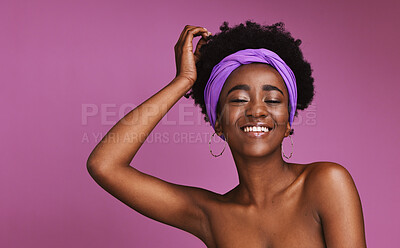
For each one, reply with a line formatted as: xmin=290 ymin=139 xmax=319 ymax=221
xmin=226 ymin=84 xmax=284 ymax=96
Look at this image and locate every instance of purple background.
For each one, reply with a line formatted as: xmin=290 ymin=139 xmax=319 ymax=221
xmin=1 ymin=0 xmax=399 ymax=247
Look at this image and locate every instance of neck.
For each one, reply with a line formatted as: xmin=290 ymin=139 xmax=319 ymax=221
xmin=230 ymin=146 xmax=295 ymax=208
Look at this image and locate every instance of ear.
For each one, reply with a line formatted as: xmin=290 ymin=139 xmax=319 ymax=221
xmin=214 ymin=113 xmax=224 ymax=136
xmin=284 ymin=122 xmax=291 ymax=137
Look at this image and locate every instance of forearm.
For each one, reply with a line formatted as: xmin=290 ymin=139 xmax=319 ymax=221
xmin=87 ymin=76 xmax=192 ymax=168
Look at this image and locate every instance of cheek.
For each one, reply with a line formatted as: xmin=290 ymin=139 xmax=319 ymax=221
xmin=220 ymin=106 xmax=241 ymax=128
xmin=269 ymin=106 xmax=289 ymax=124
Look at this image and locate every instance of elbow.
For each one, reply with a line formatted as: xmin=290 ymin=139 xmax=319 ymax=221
xmin=86 ymin=156 xmax=124 ymax=178
xmin=86 ymin=155 xmax=107 ymax=178
xmin=86 ymin=159 xmax=111 ymax=181
xmin=86 ymin=158 xmax=99 ymax=178
xmin=86 ymin=152 xmax=97 ymax=170
xmin=86 ymin=149 xmax=108 ymax=170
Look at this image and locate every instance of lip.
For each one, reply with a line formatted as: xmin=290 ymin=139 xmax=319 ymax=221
xmin=239 ymin=122 xmax=273 ymax=138
xmin=239 ymin=122 xmax=273 ymax=130
xmin=242 ymin=129 xmax=270 ymax=138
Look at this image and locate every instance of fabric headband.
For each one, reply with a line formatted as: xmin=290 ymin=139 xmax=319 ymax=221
xmin=204 ymin=48 xmax=297 ymax=140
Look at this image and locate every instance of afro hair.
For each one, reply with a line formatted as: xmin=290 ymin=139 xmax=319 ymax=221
xmin=184 ymin=20 xmax=315 ymax=135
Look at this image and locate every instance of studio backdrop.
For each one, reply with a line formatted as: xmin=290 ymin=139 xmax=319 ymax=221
xmin=1 ymin=0 xmax=399 ymax=247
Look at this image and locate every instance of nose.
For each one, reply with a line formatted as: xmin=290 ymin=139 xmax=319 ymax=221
xmin=245 ymin=99 xmax=268 ymax=118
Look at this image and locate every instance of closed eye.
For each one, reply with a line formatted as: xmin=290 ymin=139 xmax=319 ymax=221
xmin=231 ymin=99 xmax=280 ymax=103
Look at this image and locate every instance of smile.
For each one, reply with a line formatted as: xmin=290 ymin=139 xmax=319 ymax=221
xmin=240 ymin=125 xmax=272 ymax=138
xmin=243 ymin=126 xmax=270 ymax=133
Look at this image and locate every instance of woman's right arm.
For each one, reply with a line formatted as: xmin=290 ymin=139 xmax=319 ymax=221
xmin=86 ymin=26 xmax=213 ymax=240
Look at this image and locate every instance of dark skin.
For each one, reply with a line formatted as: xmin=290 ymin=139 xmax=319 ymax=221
xmin=213 ymin=62 xmax=298 ymax=207
xmin=87 ymin=25 xmax=366 ymax=248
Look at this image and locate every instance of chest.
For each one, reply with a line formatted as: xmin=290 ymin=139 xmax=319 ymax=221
xmin=203 ymin=196 xmax=325 ymax=248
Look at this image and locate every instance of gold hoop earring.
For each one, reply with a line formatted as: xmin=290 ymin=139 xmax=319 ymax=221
xmin=209 ymin=132 xmax=226 ymax=157
xmin=282 ymin=134 xmax=293 ymax=159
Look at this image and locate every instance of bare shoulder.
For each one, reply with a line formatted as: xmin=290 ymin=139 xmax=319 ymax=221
xmin=305 ymin=161 xmax=351 ymax=182
xmin=301 ymin=163 xmax=366 ymax=246
xmin=303 ymin=161 xmax=358 ymax=197
xmin=302 ymin=161 xmax=363 ymax=222
xmin=303 ymin=161 xmax=354 ymax=189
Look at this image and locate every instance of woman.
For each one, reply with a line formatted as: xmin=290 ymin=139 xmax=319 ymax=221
xmin=87 ymin=21 xmax=366 ymax=247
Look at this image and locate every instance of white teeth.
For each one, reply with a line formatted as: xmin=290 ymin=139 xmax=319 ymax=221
xmin=243 ymin=126 xmax=270 ymax=133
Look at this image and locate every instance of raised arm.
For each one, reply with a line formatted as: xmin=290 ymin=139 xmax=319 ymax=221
xmin=86 ymin=26 xmax=213 ymax=240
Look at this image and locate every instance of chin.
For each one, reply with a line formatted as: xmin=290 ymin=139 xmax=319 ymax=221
xmin=238 ymin=145 xmax=275 ymax=158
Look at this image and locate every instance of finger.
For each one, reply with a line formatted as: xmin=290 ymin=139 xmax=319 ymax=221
xmin=199 ymin=29 xmax=211 ymax=40
xmin=182 ymin=27 xmax=209 ymax=52
xmin=176 ymin=25 xmax=198 ymax=48
xmin=182 ymin=26 xmax=202 ymax=47
xmin=193 ymin=37 xmax=208 ymax=62
xmin=178 ymin=25 xmax=195 ymax=42
xmin=192 ymin=29 xmax=211 ymax=50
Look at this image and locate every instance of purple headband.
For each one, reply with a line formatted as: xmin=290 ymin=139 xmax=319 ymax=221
xmin=204 ymin=48 xmax=297 ymax=140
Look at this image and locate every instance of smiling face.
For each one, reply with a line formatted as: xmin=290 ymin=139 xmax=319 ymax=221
xmin=214 ymin=63 xmax=292 ymax=158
